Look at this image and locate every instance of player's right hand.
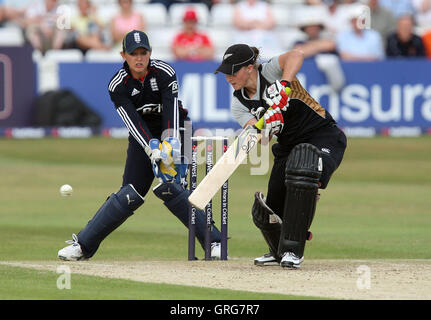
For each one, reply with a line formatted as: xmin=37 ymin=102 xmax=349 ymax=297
xmin=264 ymin=107 xmax=284 ymax=136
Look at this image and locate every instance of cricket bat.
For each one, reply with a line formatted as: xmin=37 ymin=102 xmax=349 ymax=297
xmin=188 ymin=87 xmax=291 ymax=210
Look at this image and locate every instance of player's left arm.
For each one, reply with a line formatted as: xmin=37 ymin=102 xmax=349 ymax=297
xmin=277 ymin=48 xmax=304 ymax=83
xmin=263 ymin=49 xmax=304 ymax=111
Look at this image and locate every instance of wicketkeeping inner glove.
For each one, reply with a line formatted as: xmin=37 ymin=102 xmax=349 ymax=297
xmin=146 ymin=139 xmax=165 ymax=164
xmin=263 ymin=80 xmax=290 ymax=111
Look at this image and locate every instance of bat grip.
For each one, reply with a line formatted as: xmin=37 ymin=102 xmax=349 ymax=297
xmin=254 ymin=86 xmax=291 ymax=131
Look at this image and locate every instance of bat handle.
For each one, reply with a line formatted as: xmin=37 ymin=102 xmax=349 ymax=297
xmin=254 ymin=86 xmax=291 ymax=131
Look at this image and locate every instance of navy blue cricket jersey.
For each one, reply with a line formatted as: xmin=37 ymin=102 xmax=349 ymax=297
xmin=108 ymin=59 xmax=188 ymax=149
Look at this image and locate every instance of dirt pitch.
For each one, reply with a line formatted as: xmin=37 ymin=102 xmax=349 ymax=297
xmin=2 ymin=259 xmax=431 ymax=300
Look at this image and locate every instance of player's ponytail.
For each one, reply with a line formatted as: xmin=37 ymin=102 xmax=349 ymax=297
xmin=250 ymin=47 xmax=260 ymax=69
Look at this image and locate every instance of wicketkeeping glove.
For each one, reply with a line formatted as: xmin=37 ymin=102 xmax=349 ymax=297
xmin=160 ymin=137 xmax=181 ymax=167
xmin=173 ymin=156 xmax=189 ymax=187
xmin=148 ymin=137 xmax=185 ymax=184
xmin=263 ymin=80 xmax=290 ymax=112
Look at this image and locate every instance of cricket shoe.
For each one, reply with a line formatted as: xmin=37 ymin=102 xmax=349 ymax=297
xmin=254 ymin=253 xmax=278 ymax=266
xmin=280 ymin=252 xmax=304 ymax=269
xmin=58 ymin=234 xmax=87 ymax=261
xmin=211 ymin=242 xmax=228 ymax=260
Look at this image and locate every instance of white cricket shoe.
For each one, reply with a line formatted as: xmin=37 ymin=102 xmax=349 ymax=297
xmin=254 ymin=253 xmax=278 ymax=266
xmin=280 ymin=252 xmax=304 ymax=269
xmin=58 ymin=234 xmax=86 ymax=261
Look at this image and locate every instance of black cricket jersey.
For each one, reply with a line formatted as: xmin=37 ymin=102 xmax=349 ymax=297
xmin=233 ymin=65 xmax=336 ymax=147
xmin=108 ymin=59 xmax=188 ymax=149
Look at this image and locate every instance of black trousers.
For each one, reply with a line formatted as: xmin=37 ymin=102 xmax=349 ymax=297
xmin=266 ymin=125 xmax=347 ymax=217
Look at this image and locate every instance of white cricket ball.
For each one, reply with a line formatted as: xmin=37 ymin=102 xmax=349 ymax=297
xmin=60 ymin=184 xmax=73 ymax=197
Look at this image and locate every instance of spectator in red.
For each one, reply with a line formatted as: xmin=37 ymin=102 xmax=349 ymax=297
xmin=171 ymin=8 xmax=214 ymax=61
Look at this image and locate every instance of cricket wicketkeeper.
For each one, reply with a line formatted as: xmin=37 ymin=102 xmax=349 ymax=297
xmin=215 ymin=44 xmax=347 ymax=268
xmin=58 ymin=30 xmax=223 ymax=261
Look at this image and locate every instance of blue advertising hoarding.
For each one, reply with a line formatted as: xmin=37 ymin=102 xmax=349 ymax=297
xmin=1 ymin=49 xmax=430 ymax=137
xmin=0 ymin=44 xmax=36 ymax=127
xmin=57 ymin=59 xmax=431 ymax=134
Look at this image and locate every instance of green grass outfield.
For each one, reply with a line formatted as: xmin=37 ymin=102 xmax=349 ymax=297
xmin=0 ymin=136 xmax=430 ymax=299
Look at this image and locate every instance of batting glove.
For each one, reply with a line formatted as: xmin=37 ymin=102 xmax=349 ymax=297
xmin=264 ymin=108 xmax=284 ymax=136
xmin=263 ymin=80 xmax=290 ymax=112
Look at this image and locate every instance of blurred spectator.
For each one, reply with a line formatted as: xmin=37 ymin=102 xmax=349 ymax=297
xmin=150 ymin=0 xmax=212 ymax=10
xmin=110 ymin=0 xmax=145 ymax=50
xmin=322 ymin=0 xmax=354 ymax=36
xmin=368 ymin=0 xmax=397 ymax=41
xmin=336 ymin=7 xmax=385 ymax=60
xmin=386 ymin=15 xmax=426 ymax=57
xmin=24 ymin=0 xmax=66 ymax=54
xmin=0 ymin=1 xmax=26 ymax=28
xmin=422 ymin=30 xmax=431 ymax=57
xmin=211 ymin=0 xmax=235 ymax=4
xmin=0 ymin=2 xmax=5 ymax=27
xmin=66 ymin=0 xmax=109 ymax=53
xmin=233 ymin=0 xmax=275 ymax=31
xmin=412 ymin=0 xmax=431 ymax=29
xmin=171 ymin=8 xmax=214 ymax=61
xmin=305 ymin=0 xmax=324 ymax=4
xmin=232 ymin=0 xmax=282 ymax=58
xmin=379 ymin=0 xmax=415 ymax=18
xmin=293 ymin=13 xmax=337 ymax=58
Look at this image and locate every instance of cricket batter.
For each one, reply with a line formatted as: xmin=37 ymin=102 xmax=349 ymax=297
xmin=58 ymin=30 xmax=223 ymax=261
xmin=215 ymin=44 xmax=347 ymax=268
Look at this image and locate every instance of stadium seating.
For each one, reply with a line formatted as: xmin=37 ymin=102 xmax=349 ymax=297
xmin=4 ymin=0 xmax=427 ymax=62
xmin=209 ymin=3 xmax=234 ymax=29
xmin=0 ymin=27 xmax=25 ymax=46
xmin=96 ymin=2 xmax=120 ymax=26
xmin=146 ymin=27 xmax=176 ymax=61
xmin=168 ymin=2 xmax=210 ymax=27
xmin=44 ymin=49 xmax=84 ymax=62
xmin=85 ymin=49 xmax=123 ymax=62
xmin=135 ymin=3 xmax=168 ymax=31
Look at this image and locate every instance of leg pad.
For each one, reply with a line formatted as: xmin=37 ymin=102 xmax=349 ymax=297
xmin=278 ymin=144 xmax=322 ymax=258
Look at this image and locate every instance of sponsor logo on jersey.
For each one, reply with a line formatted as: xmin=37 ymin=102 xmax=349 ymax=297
xmin=131 ymin=88 xmax=140 ymax=96
xmin=169 ymin=80 xmax=178 ymax=94
xmin=137 ymin=103 xmax=163 ymax=114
